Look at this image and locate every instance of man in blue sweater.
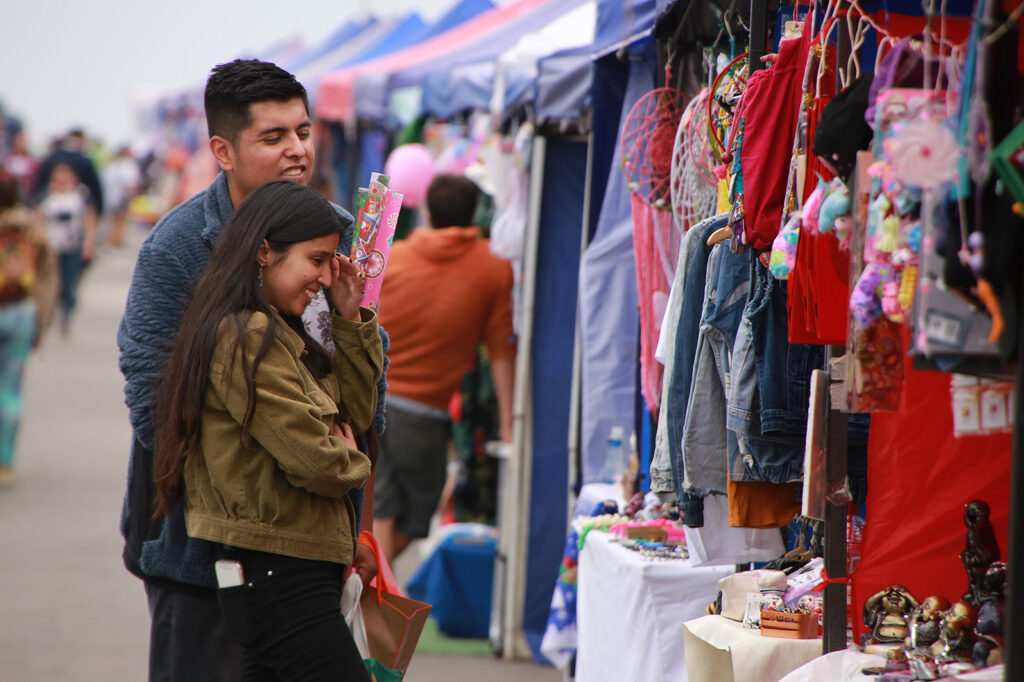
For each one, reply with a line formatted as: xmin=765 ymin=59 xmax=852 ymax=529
xmin=117 ymin=59 xmax=386 ymax=682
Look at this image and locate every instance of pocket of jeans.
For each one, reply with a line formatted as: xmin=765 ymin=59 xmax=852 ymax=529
xmin=217 ymin=584 xmax=261 ymax=647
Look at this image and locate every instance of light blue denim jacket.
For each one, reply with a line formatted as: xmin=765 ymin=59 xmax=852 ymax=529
xmin=650 ymin=215 xmax=728 ymax=494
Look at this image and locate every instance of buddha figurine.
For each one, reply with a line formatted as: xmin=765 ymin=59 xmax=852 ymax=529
xmin=864 ymin=584 xmax=919 ymax=644
xmin=931 ymin=601 xmax=977 ymax=662
xmin=905 ymin=595 xmax=951 ymax=651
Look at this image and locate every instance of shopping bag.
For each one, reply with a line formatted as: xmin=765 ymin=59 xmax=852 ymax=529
xmin=364 ymin=658 xmax=403 ymax=682
xmin=341 ymin=573 xmax=371 ymax=659
xmin=359 ymin=532 xmax=432 ymax=673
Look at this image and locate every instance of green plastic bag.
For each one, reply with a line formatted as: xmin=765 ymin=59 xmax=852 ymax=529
xmin=364 ymin=658 xmax=402 ymax=681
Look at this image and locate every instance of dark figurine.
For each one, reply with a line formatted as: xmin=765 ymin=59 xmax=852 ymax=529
xmin=972 ymin=562 xmax=1005 ymax=667
xmin=864 ymin=584 xmax=919 ymax=644
xmin=960 ymin=500 xmax=1000 ymax=607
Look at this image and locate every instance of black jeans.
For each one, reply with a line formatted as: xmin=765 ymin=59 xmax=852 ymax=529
xmin=217 ymin=547 xmax=370 ymax=682
xmin=145 ymin=581 xmax=243 ymax=682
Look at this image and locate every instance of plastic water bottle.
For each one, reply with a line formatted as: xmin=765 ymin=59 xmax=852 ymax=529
xmin=604 ymin=426 xmax=626 ymax=483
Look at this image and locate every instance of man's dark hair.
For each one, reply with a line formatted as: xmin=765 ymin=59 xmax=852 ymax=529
xmin=204 ymin=59 xmax=309 ymax=146
xmin=426 ymin=174 xmax=480 ymax=228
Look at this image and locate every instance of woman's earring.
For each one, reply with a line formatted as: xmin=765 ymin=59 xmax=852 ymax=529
xmin=257 ymin=265 xmax=264 ymax=288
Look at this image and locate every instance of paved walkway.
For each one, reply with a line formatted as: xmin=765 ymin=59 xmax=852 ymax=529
xmin=0 ymin=226 xmax=562 ymax=681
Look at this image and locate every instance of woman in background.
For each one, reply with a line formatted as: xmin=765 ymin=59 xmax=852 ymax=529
xmin=38 ymin=161 xmax=96 ymax=335
xmin=0 ymin=172 xmax=57 ymax=486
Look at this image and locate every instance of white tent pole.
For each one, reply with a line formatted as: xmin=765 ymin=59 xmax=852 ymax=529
xmin=502 ymin=133 xmax=546 ymax=660
xmin=566 ymin=130 xmax=594 ymax=526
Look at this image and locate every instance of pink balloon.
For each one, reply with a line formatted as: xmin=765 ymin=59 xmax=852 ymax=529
xmin=384 ymin=143 xmax=436 ymax=207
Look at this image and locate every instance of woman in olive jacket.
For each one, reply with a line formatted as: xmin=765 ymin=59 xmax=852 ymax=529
xmin=152 ymin=180 xmax=381 ymax=681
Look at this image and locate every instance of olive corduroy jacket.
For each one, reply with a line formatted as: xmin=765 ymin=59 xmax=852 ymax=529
xmin=184 ymin=307 xmax=382 ymax=566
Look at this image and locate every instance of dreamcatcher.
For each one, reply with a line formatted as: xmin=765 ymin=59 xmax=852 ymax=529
xmin=620 ymin=65 xmax=689 ymax=210
xmin=706 ymin=53 xmax=749 ymax=166
xmin=670 ymin=90 xmax=719 ymax=230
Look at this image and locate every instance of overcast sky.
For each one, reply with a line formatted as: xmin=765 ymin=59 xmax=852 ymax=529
xmin=0 ymin=0 xmax=454 ymax=153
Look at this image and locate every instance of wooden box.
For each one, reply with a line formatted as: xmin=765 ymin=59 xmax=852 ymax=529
xmin=759 ymin=610 xmax=818 ymax=639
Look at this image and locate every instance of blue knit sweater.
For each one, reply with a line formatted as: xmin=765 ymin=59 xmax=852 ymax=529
xmin=117 ymin=173 xmax=387 ymax=589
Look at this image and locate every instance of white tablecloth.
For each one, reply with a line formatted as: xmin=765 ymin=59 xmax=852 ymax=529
xmin=779 ymin=650 xmax=1006 ymax=682
xmin=682 ymin=614 xmax=823 ymax=682
xmin=576 ymin=531 xmax=733 ymax=682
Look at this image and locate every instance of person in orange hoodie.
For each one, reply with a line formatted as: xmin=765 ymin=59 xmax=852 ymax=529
xmin=373 ymin=173 xmax=515 ymax=563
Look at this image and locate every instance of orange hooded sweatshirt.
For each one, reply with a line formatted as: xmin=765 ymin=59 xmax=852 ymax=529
xmin=377 ymin=226 xmax=515 ymax=410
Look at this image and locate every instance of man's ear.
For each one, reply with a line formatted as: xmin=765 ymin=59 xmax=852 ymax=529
xmin=209 ymin=135 xmax=235 ymax=172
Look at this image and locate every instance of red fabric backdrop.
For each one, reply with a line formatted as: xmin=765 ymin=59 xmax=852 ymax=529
xmin=850 ymin=346 xmax=1011 ymax=640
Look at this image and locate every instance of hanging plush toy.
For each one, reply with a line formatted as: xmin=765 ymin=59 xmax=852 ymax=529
xmin=769 ymin=213 xmax=801 ymax=279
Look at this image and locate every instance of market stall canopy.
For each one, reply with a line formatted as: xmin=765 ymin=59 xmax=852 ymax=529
xmin=592 ymin=0 xmax=668 ymax=58
xmin=507 ymin=0 xmax=665 ymax=124
xmin=414 ymin=0 xmax=596 ymax=120
xmin=488 ymin=0 xmax=597 ymax=120
xmin=315 ymin=0 xmax=570 ymax=123
xmin=257 ymin=36 xmax=309 ymax=69
xmin=293 ymin=15 xmax=424 ymax=91
xmin=284 ymin=18 xmax=375 ymax=73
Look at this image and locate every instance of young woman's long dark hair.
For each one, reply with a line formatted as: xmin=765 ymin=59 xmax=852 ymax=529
xmin=152 ymin=180 xmax=345 ymax=518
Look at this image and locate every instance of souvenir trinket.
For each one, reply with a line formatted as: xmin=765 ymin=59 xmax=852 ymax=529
xmin=863 ymin=584 xmax=919 ymax=645
xmin=960 ymin=500 xmax=1000 ymax=607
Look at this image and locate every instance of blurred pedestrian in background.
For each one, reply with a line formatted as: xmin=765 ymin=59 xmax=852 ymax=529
xmin=0 ymin=171 xmax=57 ymax=486
xmin=2 ymin=125 xmax=38 ymax=201
xmin=38 ymin=161 xmax=96 ymax=335
xmin=372 ymin=173 xmax=516 ymax=563
xmin=102 ymin=146 xmax=142 ymax=248
xmin=33 ymin=128 xmax=104 ymax=216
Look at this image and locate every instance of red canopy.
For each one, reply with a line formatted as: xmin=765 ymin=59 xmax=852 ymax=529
xmin=850 ymin=342 xmax=1011 ymax=641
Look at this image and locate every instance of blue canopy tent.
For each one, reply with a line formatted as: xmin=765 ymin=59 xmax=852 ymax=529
xmin=355 ymin=0 xmax=495 ymax=65
xmin=332 ymin=13 xmax=427 ymax=67
xmin=294 ymin=18 xmax=403 ymax=92
xmin=308 ymin=0 xmax=663 ymax=663
xmin=313 ymin=0 xmax=495 ymax=204
xmin=492 ymin=0 xmax=673 ymax=665
xmin=408 ymin=0 xmax=658 ymax=664
xmin=284 ymin=17 xmax=376 ymax=73
xmin=354 ymin=0 xmax=590 ymax=124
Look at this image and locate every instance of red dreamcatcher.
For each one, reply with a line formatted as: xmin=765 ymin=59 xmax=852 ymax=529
xmin=620 ymin=66 xmax=689 ymax=210
xmin=670 ymin=89 xmax=720 ymax=230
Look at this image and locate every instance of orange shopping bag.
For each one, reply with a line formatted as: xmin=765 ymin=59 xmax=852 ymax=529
xmin=358 ymin=532 xmax=432 ymax=673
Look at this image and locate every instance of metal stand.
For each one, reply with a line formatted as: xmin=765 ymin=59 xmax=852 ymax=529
xmin=823 ymin=408 xmax=849 ymax=653
xmin=749 ymin=0 xmax=769 ymax=72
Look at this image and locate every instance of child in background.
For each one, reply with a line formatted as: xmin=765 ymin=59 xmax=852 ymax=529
xmin=0 ymin=172 xmax=57 ymax=486
xmin=38 ymin=162 xmax=96 ymax=335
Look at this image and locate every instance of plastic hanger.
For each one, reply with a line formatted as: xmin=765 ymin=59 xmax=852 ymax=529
xmin=841 ymin=15 xmax=871 ymax=88
xmin=707 ymin=226 xmax=733 ymax=245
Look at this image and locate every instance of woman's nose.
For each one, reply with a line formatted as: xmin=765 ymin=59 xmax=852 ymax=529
xmin=318 ymin=264 xmax=333 ymax=287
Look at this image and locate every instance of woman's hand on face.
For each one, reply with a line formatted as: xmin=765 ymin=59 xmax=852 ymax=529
xmin=329 ymin=254 xmax=364 ymax=322
xmin=333 ymin=421 xmax=359 ymax=451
